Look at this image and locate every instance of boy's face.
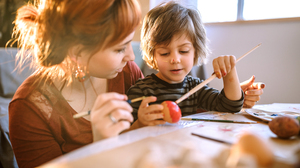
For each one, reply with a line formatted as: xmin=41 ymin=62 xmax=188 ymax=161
xmin=154 ymin=33 xmax=195 ymax=83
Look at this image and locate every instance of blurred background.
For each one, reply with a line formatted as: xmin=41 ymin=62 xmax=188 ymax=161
xmin=1 ymin=0 xmax=300 ymax=104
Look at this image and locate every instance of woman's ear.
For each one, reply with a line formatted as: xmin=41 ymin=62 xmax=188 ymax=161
xmin=68 ymin=45 xmax=82 ymax=63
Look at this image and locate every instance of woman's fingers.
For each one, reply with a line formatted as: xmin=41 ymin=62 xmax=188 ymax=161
xmin=108 ymin=109 xmax=134 ymax=124
xmin=93 ymin=92 xmax=128 ymax=112
xmin=90 ymin=92 xmax=134 ymax=141
xmin=109 ymin=120 xmax=132 ymax=135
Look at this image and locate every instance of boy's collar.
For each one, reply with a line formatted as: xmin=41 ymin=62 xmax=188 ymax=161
xmin=151 ymin=73 xmax=186 ymax=88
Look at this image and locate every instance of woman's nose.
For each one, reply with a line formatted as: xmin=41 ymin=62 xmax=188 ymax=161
xmin=124 ymin=44 xmax=135 ymax=62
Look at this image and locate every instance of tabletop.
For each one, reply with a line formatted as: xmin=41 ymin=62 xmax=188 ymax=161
xmin=40 ymin=104 xmax=300 ymax=168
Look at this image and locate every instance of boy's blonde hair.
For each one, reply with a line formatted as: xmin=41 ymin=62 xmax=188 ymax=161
xmin=141 ymin=1 xmax=209 ymax=70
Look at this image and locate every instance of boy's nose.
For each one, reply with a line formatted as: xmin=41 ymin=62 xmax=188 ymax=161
xmin=170 ymin=53 xmax=180 ymax=64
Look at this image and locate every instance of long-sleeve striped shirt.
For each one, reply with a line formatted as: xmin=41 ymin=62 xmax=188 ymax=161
xmin=126 ymin=74 xmax=244 ymax=121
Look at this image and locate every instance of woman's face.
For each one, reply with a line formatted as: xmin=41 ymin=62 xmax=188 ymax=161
xmin=82 ymin=31 xmax=136 ymax=79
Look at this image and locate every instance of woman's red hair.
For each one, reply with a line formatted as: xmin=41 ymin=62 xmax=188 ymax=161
xmin=11 ymin=0 xmax=141 ymax=84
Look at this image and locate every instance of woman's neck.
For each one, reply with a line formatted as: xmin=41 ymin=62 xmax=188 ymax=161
xmin=53 ymin=76 xmax=107 ymax=114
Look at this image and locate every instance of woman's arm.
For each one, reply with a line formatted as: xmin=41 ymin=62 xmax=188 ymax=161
xmin=9 ymin=100 xmax=62 ymax=168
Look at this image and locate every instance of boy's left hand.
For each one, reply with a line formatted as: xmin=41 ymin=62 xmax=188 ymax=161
xmin=240 ymin=75 xmax=265 ymax=108
xmin=212 ymin=55 xmax=236 ymax=79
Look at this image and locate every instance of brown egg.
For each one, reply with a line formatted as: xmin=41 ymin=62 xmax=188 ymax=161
xmin=230 ymin=132 xmax=274 ymax=167
xmin=268 ymin=116 xmax=300 ymax=139
xmin=161 ymin=101 xmax=181 ymax=123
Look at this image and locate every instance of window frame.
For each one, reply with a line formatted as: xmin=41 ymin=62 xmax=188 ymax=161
xmin=198 ymin=0 xmax=300 ymax=24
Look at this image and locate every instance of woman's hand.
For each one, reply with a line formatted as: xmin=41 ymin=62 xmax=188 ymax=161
xmin=90 ymin=93 xmax=133 ymax=141
xmin=137 ymin=96 xmax=165 ymax=126
xmin=240 ymin=75 xmax=265 ymax=108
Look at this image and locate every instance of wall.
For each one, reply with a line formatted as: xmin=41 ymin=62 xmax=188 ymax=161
xmin=133 ymin=0 xmax=149 ymax=41
xmin=204 ymin=20 xmax=300 ymax=104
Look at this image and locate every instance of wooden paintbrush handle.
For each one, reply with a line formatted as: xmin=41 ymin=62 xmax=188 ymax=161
xmin=175 ymin=43 xmax=261 ymax=104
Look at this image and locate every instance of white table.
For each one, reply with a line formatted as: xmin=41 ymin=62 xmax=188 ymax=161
xmin=40 ymin=105 xmax=300 ymax=168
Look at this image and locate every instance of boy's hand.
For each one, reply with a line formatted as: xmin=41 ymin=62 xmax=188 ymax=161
xmin=213 ymin=55 xmax=236 ymax=79
xmin=240 ymin=75 xmax=265 ymax=108
xmin=137 ymin=96 xmax=166 ymax=126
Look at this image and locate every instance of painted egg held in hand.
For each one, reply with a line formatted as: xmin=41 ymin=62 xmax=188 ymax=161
xmin=161 ymin=101 xmax=182 ymax=123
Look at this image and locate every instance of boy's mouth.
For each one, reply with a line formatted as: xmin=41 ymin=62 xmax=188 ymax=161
xmin=171 ymin=69 xmax=182 ymax=71
xmin=170 ymin=69 xmax=183 ymax=74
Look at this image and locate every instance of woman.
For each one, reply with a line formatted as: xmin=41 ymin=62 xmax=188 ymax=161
xmin=9 ymin=0 xmax=142 ymax=167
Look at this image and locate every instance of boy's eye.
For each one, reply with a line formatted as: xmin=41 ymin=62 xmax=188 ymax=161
xmin=160 ymin=53 xmax=169 ymax=56
xmin=180 ymin=50 xmax=189 ymax=54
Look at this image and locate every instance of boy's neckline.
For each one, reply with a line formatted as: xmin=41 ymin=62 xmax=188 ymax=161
xmin=151 ymin=73 xmax=187 ymax=88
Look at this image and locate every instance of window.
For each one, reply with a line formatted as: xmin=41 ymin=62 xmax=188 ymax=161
xmin=197 ymin=0 xmax=300 ymax=23
xmin=243 ymin=0 xmax=300 ymax=20
xmin=198 ymin=0 xmax=237 ymax=23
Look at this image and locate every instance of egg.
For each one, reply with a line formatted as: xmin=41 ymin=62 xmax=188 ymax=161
xmin=268 ymin=116 xmax=300 ymax=139
xmin=161 ymin=101 xmax=181 ymax=123
xmin=229 ymin=132 xmax=274 ymax=167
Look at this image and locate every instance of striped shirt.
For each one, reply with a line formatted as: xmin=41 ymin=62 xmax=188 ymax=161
xmin=126 ymin=74 xmax=244 ymax=121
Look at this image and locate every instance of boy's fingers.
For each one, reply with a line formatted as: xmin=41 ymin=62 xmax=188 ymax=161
xmin=212 ymin=58 xmax=221 ymax=78
xmin=145 ymin=104 xmax=164 ymax=113
xmin=224 ymin=56 xmax=231 ymax=75
xmin=148 ymin=120 xmax=166 ymax=126
xmin=252 ymin=82 xmax=266 ymax=89
xmin=140 ymin=96 xmax=157 ymax=108
xmin=245 ymin=89 xmax=263 ymax=96
xmin=144 ymin=113 xmax=164 ymax=121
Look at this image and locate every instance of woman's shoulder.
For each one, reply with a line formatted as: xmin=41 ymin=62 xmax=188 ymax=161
xmin=10 ymin=74 xmax=66 ymax=121
xmin=11 ymin=74 xmax=60 ymax=110
xmin=12 ymin=74 xmax=39 ymax=100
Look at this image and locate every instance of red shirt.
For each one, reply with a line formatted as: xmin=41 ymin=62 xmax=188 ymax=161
xmin=9 ymin=61 xmax=143 ymax=168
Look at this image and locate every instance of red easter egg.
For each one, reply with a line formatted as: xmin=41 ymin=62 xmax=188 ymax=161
xmin=161 ymin=101 xmax=181 ymax=123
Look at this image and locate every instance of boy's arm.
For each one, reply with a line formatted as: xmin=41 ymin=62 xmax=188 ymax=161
xmin=223 ymin=67 xmax=243 ymax=100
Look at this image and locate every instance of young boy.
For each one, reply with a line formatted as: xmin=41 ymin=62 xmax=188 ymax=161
xmin=127 ymin=1 xmax=244 ymax=127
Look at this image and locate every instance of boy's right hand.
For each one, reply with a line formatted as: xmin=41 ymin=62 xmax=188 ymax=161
xmin=137 ymin=96 xmax=166 ymax=126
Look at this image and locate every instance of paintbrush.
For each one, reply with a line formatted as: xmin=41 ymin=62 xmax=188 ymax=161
xmin=191 ymin=133 xmax=233 ymax=145
xmin=73 ymin=96 xmax=146 ymax=119
xmin=175 ymin=43 xmax=261 ymax=104
xmin=181 ymin=118 xmax=257 ymax=124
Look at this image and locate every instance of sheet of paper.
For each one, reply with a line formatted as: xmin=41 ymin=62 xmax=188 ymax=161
xmin=253 ymin=103 xmax=300 ymax=114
